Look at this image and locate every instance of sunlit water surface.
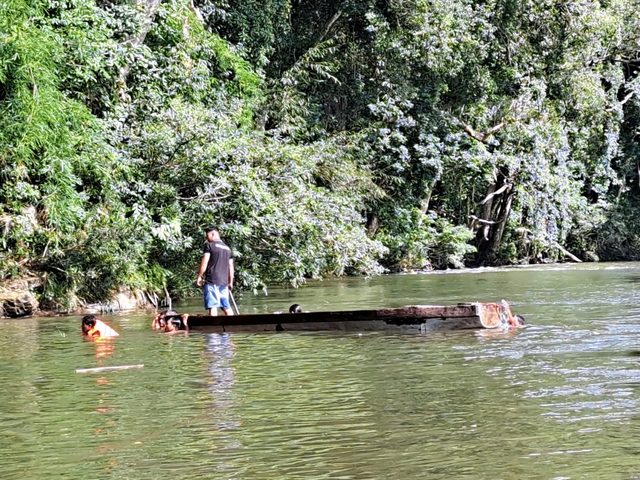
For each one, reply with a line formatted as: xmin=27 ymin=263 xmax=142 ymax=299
xmin=3 ymin=263 xmax=640 ymax=479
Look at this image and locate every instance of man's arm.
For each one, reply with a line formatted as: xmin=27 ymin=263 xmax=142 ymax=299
xmin=228 ymin=259 xmax=234 ymax=289
xmin=196 ymin=252 xmax=210 ymax=287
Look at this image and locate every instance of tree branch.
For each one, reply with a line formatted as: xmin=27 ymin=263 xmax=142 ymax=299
xmin=188 ymin=0 xmax=204 ymax=24
xmin=469 ymin=215 xmax=499 ymax=226
xmin=620 ymin=90 xmax=636 ymax=106
xmin=477 ymin=183 xmax=510 ymax=205
xmin=554 ymin=243 xmax=582 ymax=263
xmin=117 ymin=0 xmax=163 ymax=101
xmin=444 ymin=111 xmax=507 ymax=144
xmin=462 ymin=121 xmax=506 ymax=143
xmin=316 ymin=10 xmax=342 ymax=44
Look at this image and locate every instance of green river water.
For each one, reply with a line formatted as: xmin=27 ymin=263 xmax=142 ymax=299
xmin=3 ymin=263 xmax=640 ymax=479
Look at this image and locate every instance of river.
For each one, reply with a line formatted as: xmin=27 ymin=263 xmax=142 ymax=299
xmin=2 ymin=263 xmax=640 ymax=479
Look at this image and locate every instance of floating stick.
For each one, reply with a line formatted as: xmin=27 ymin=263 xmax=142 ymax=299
xmin=75 ymin=364 xmax=144 ymax=374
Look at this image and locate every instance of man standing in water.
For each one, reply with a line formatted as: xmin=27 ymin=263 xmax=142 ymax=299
xmin=196 ymin=225 xmax=234 ymax=316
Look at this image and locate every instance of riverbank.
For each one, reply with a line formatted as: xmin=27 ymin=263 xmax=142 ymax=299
xmin=0 ymin=261 xmax=579 ymax=319
xmin=0 ymin=278 xmax=162 ymax=318
xmin=2 ymin=259 xmax=596 ymax=319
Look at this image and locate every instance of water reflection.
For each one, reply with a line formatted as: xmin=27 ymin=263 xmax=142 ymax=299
xmin=206 ymin=334 xmax=240 ymax=433
xmin=92 ymin=339 xmax=116 ymax=359
xmin=6 ymin=264 xmax=640 ymax=478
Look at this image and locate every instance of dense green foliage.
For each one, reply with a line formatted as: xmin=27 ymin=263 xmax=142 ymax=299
xmin=1 ymin=0 xmax=639 ymax=308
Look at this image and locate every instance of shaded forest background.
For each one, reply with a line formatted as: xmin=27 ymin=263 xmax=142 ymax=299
xmin=1 ymin=0 xmax=640 ymax=309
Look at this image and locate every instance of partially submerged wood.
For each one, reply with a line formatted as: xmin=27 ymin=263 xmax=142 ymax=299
xmin=167 ymin=302 xmax=516 ymax=333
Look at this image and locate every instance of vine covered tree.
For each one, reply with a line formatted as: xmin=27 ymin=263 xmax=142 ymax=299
xmin=1 ymin=0 xmax=640 ymax=309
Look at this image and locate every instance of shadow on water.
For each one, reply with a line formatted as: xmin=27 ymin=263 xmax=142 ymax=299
xmin=624 ymin=274 xmax=640 ymax=285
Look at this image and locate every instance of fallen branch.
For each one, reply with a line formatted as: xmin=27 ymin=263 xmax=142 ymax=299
xmin=554 ymin=243 xmax=582 ymax=263
xmin=76 ymin=365 xmax=144 ymax=374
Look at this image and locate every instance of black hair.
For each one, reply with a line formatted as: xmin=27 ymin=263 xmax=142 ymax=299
xmin=204 ymin=224 xmax=218 ymax=233
xmin=82 ymin=315 xmax=97 ymax=327
xmin=289 ymin=304 xmax=302 ymax=313
xmin=515 ymin=314 xmax=526 ymax=325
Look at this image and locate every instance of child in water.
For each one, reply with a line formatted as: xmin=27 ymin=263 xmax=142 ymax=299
xmin=500 ymin=300 xmax=525 ymax=328
xmin=82 ymin=315 xmax=119 ymax=338
xmin=152 ymin=310 xmax=189 ymax=333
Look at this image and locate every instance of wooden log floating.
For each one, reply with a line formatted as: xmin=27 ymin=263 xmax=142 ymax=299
xmin=76 ymin=364 xmax=145 ymax=374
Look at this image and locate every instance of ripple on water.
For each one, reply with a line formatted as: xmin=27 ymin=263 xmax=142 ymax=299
xmin=5 ymin=265 xmax=640 ymax=478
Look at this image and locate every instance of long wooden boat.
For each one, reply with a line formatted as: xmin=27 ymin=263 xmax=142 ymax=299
xmin=165 ymin=301 xmax=521 ymax=333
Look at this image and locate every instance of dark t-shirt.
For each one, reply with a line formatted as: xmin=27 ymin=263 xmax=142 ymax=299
xmin=203 ymin=240 xmax=233 ymax=285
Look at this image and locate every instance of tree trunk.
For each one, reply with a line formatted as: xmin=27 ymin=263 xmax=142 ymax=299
xmin=484 ymin=187 xmax=513 ymax=257
xmin=475 ymin=182 xmax=496 ymax=244
xmin=420 ymin=178 xmax=437 ymax=214
xmin=367 ymin=214 xmax=379 ymax=236
xmin=117 ymin=0 xmax=163 ymax=101
xmin=474 ymin=168 xmax=514 ymax=263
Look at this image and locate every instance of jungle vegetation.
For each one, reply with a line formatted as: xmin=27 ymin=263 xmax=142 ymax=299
xmin=1 ymin=0 xmax=640 ymax=309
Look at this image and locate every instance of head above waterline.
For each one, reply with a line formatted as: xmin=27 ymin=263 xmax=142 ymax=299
xmin=289 ymin=304 xmax=302 ymax=314
xmin=167 ymin=318 xmax=183 ymax=332
xmin=82 ymin=315 xmax=97 ymax=334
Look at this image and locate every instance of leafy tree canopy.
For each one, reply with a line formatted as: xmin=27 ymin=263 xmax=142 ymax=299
xmin=1 ymin=0 xmax=640 ymax=308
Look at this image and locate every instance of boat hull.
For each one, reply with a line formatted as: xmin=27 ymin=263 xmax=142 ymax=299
xmin=167 ymin=302 xmax=514 ymax=333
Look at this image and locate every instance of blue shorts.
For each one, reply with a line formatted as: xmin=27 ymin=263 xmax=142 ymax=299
xmin=204 ymin=283 xmax=230 ymax=310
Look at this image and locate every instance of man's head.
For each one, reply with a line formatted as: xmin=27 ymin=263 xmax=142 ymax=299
xmin=154 ymin=314 xmax=167 ymax=328
xmin=167 ymin=318 xmax=182 ymax=332
xmin=82 ymin=315 xmax=97 ymax=334
xmin=204 ymin=224 xmax=220 ymax=241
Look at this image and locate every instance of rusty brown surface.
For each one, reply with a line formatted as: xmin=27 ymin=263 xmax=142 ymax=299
xmin=478 ymin=303 xmax=503 ymax=328
xmin=172 ymin=303 xmax=510 ymax=332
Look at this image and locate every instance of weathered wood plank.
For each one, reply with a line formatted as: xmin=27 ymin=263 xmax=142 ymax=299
xmin=164 ymin=302 xmax=516 ymax=333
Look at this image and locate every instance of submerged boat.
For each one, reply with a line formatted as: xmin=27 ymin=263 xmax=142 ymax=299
xmin=164 ymin=301 xmax=522 ymax=333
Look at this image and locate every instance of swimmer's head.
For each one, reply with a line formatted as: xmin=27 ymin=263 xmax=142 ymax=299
xmin=82 ymin=315 xmax=97 ymax=334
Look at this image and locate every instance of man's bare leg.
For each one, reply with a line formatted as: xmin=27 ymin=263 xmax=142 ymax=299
xmin=221 ymin=307 xmax=234 ymax=316
xmin=208 ymin=308 xmax=218 ymax=316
